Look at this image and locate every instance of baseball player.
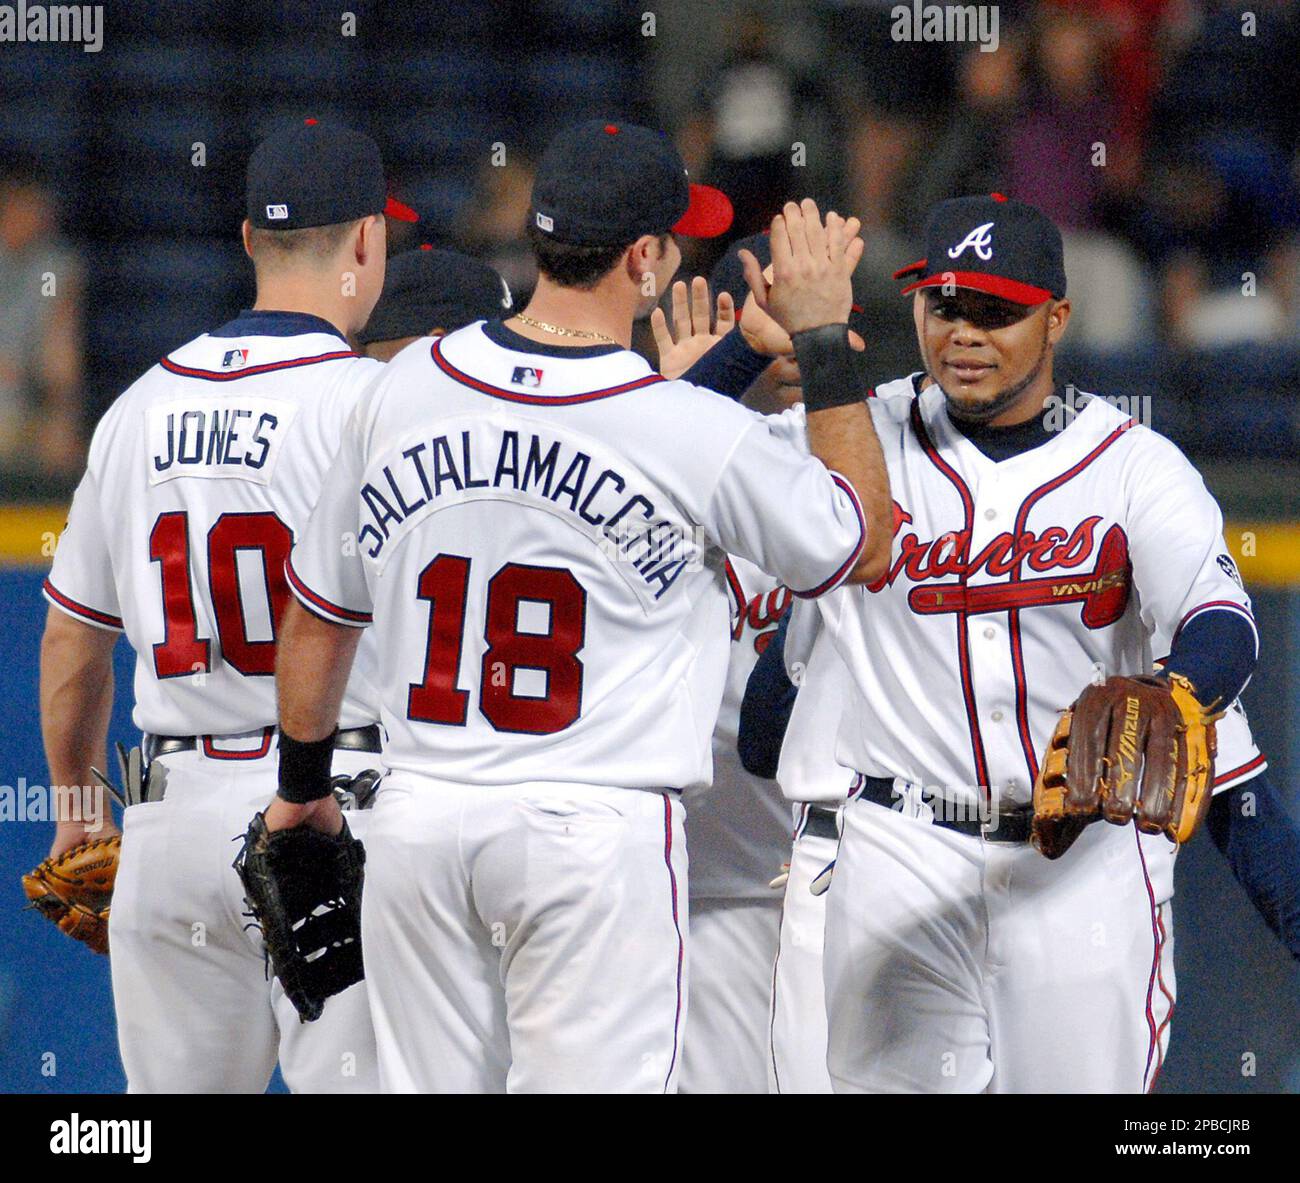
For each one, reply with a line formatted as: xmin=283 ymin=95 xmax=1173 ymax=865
xmin=680 ymin=553 xmax=790 ymax=1093
xmin=730 ymin=382 xmax=923 ymax=1096
xmin=358 ymin=245 xmax=513 ymax=362
xmin=258 ymin=124 xmax=894 ymax=1093
xmin=643 ymin=235 xmax=796 ymax=1093
xmin=38 ymin=118 xmax=416 ymax=1092
xmin=768 ymin=193 xmax=1258 ymax=1093
xmin=658 ymin=233 xmax=874 ymax=1093
xmin=742 ymin=374 xmax=1300 ymax=1091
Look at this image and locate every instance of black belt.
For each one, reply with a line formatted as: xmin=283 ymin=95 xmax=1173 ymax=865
xmin=145 ymin=724 xmax=382 ymax=762
xmin=801 ymin=804 xmax=840 ymax=842
xmin=855 ymin=775 xmax=1033 ymax=843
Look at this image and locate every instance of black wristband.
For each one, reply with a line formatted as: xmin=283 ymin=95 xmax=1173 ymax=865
xmin=791 ymin=323 xmax=868 ymax=412
xmin=277 ymin=729 xmax=337 ymax=804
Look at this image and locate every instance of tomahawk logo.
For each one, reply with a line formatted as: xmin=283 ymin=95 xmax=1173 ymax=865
xmin=50 ymin=1114 xmax=151 ymax=1164
xmin=947 ymin=222 xmax=994 ymax=261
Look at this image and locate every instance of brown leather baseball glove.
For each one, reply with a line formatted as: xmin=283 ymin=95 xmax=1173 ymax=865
xmin=1032 ymin=673 xmax=1219 ymax=860
xmin=22 ymin=835 xmax=121 ymax=954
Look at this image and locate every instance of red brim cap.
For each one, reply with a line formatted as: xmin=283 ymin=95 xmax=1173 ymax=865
xmin=673 ymin=183 xmax=734 ymax=238
xmin=898 ymin=269 xmax=1053 ymax=305
xmin=384 ymin=196 xmax=420 ymax=223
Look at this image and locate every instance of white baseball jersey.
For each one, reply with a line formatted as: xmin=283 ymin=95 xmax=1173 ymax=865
xmin=778 ymin=558 xmax=1268 ymax=808
xmin=774 ymin=376 xmax=922 ymax=807
xmin=774 ymin=373 xmax=1266 ymax=805
xmin=1209 ymin=699 xmax=1266 ymax=789
xmin=287 ymin=319 xmax=866 ymax=792
xmin=810 ymin=382 xmax=1256 ymax=809
xmin=776 ymin=611 xmax=855 ymax=807
xmin=45 ymin=312 xmax=383 ymax=736
xmin=683 ymin=554 xmax=792 ymax=898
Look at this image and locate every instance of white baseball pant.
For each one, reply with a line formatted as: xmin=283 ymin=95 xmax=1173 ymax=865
xmin=360 ymin=776 xmax=688 ymax=1093
xmin=108 ymin=741 xmax=380 ymax=1093
xmin=825 ymin=797 xmax=1176 ymax=1093
xmin=678 ymin=897 xmax=781 ymax=1093
xmin=768 ymin=812 xmax=838 ymax=1094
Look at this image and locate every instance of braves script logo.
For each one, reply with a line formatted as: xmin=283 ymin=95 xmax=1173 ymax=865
xmin=741 ymin=585 xmax=792 ymax=654
xmin=947 ymin=222 xmax=994 ymax=261
xmin=871 ymin=504 xmax=1131 ymax=629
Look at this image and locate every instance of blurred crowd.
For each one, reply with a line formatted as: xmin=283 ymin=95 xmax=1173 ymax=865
xmin=667 ymin=0 xmax=1300 ymax=375
xmin=1 ymin=0 xmax=1297 ymax=491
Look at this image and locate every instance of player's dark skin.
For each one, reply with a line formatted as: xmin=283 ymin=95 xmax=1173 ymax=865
xmin=915 ymin=288 xmax=1071 ymax=428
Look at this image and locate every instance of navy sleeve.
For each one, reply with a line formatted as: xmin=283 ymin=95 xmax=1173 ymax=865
xmin=1162 ymin=608 xmax=1257 ymax=708
xmin=1207 ymin=772 xmax=1300 ymax=962
xmin=738 ymin=611 xmax=798 ymax=778
xmin=679 ymin=328 xmax=771 ymax=401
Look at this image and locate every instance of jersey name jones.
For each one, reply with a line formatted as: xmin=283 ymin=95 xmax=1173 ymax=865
xmin=148 ymin=398 xmax=298 ymax=487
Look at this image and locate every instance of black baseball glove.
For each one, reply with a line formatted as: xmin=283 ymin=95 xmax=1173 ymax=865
xmin=232 ymin=812 xmax=366 ymax=1022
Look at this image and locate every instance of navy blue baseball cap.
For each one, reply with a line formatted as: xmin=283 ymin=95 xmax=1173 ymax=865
xmin=711 ymin=230 xmax=875 ymax=338
xmin=246 ymin=117 xmax=418 ymax=231
xmin=530 ymin=120 xmax=733 ymax=247
xmin=894 ymin=193 xmax=1065 ymax=305
xmin=357 ymin=246 xmax=513 ymax=345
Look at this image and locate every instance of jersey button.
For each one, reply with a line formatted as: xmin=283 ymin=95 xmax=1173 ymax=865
xmin=991 ymin=709 xmax=1004 ymax=722
xmin=983 ymin=626 xmax=995 ymax=639
xmin=984 ymin=508 xmax=997 ymax=521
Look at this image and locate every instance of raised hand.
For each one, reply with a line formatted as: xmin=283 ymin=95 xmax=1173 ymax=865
xmin=762 ymin=200 xmax=864 ymax=336
xmin=650 ymin=276 xmax=736 ymax=379
xmin=736 ymin=257 xmax=796 ymax=359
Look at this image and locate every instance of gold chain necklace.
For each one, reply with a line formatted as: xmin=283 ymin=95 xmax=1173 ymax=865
xmin=514 ymin=313 xmax=620 ymax=346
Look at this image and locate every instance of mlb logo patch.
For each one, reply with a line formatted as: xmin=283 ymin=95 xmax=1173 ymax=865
xmin=222 ymin=349 xmax=249 ymax=370
xmin=1216 ymin=552 xmax=1244 ymax=588
xmin=535 ymin=212 xmax=554 ymax=233
xmin=511 ymin=366 xmax=543 ymax=388
xmin=265 ymin=204 xmax=289 ymax=221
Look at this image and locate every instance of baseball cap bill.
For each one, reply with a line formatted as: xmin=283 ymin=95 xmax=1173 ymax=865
xmin=530 ymin=120 xmax=733 ymax=247
xmin=246 ymin=117 xmax=418 ymax=231
xmin=893 ymin=193 xmax=1065 ymax=306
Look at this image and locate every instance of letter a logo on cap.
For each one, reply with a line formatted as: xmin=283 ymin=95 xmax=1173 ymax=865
xmin=948 ymin=222 xmax=994 ymax=261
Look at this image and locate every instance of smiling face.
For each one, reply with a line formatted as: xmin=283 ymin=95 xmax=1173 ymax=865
xmin=914 ymin=288 xmax=1070 ymax=426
